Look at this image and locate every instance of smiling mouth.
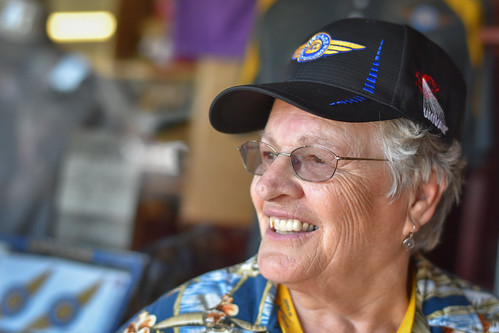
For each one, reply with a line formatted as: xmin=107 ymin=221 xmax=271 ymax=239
xmin=269 ymin=216 xmax=319 ymax=235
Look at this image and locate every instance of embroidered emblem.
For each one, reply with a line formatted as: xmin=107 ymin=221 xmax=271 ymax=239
xmin=330 ymin=40 xmax=383 ymax=106
xmin=363 ymin=40 xmax=384 ymax=94
xmin=415 ymin=72 xmax=448 ymax=134
xmin=23 ymin=281 xmax=101 ymax=331
xmin=1 ymin=270 xmax=51 ymax=317
xmin=292 ymin=32 xmax=365 ymax=62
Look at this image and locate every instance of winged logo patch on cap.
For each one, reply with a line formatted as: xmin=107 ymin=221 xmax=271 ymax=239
xmin=292 ymin=32 xmax=366 ymax=62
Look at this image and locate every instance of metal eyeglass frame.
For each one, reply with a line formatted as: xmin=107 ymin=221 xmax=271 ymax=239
xmin=238 ymin=140 xmax=387 ymax=182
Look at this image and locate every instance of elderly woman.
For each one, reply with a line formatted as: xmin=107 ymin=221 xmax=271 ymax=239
xmin=121 ymin=18 xmax=499 ymax=333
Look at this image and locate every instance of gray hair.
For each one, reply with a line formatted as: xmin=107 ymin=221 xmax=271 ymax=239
xmin=376 ymin=118 xmax=466 ymax=252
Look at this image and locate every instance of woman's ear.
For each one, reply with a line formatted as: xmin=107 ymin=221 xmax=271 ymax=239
xmin=404 ymin=169 xmax=446 ymax=234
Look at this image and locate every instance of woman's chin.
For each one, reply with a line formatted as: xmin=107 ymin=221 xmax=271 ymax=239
xmin=257 ymin=250 xmax=303 ymax=284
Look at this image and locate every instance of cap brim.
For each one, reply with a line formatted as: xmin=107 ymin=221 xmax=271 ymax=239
xmin=209 ymin=81 xmax=403 ymax=134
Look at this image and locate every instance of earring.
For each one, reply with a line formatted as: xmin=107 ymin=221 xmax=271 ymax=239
xmin=402 ymin=221 xmax=416 ymax=250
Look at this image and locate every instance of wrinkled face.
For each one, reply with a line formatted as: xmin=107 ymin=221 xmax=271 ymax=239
xmin=252 ymin=100 xmax=410 ymax=288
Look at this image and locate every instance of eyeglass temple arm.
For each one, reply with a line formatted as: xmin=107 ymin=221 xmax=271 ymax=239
xmin=337 ymin=156 xmax=388 ymax=162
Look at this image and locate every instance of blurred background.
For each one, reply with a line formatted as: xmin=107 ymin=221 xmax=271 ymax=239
xmin=0 ymin=0 xmax=498 ymax=331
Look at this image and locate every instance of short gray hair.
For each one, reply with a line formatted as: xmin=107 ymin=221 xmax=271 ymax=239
xmin=376 ymin=118 xmax=466 ymax=252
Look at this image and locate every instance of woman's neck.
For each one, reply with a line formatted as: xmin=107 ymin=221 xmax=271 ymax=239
xmin=285 ymin=255 xmax=412 ymax=333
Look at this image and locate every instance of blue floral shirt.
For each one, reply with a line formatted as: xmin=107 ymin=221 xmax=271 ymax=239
xmin=119 ymin=254 xmax=499 ymax=333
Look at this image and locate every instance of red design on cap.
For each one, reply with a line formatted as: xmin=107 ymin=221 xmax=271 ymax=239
xmin=415 ymin=72 xmax=440 ymax=97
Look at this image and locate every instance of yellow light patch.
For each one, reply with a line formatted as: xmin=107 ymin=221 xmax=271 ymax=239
xmin=47 ymin=11 xmax=117 ymax=42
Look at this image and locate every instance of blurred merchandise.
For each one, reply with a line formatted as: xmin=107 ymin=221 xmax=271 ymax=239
xmin=137 ymin=0 xmax=175 ymax=67
xmin=0 ymin=234 xmax=147 ymax=332
xmin=0 ymin=0 xmax=103 ymax=238
xmin=54 ymin=130 xmax=188 ymax=250
xmin=173 ymin=0 xmax=257 ymax=59
xmin=0 ymin=0 xmax=46 ymax=43
xmin=54 ymin=130 xmax=142 ymax=249
xmin=0 ymin=0 xmax=192 ymax=248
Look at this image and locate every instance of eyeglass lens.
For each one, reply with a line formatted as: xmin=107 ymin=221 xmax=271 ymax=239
xmin=239 ymin=141 xmax=338 ymax=182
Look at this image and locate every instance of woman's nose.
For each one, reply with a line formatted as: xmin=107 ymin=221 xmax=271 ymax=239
xmin=254 ymin=156 xmax=303 ymax=201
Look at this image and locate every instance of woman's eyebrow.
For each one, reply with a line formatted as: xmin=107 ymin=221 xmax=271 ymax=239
xmin=260 ymin=131 xmax=335 ymax=148
xmin=259 ymin=131 xmax=273 ymax=143
xmin=299 ymin=135 xmax=332 ymax=147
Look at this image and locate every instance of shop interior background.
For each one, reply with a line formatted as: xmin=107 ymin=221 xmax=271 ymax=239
xmin=0 ymin=0 xmax=498 ymax=331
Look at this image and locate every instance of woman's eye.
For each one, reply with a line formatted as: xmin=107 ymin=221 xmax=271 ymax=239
xmin=309 ymin=155 xmax=326 ymax=164
xmin=261 ymin=151 xmax=276 ymax=161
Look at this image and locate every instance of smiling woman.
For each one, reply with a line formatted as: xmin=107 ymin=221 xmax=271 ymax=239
xmin=251 ymin=101 xmax=406 ymax=298
xmin=119 ymin=18 xmax=499 ymax=333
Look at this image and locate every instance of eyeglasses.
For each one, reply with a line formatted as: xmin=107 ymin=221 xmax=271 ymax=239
xmin=238 ymin=141 xmax=387 ymax=182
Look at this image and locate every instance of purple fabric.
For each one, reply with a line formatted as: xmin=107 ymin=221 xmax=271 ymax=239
xmin=173 ymin=0 xmax=257 ymax=58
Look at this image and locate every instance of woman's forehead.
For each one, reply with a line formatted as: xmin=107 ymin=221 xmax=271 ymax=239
xmin=263 ymin=100 xmax=378 ymax=147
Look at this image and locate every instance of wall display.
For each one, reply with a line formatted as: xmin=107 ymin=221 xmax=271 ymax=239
xmin=0 ymin=235 xmax=146 ymax=332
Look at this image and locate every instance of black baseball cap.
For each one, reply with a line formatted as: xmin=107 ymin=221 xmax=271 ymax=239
xmin=209 ymin=18 xmax=466 ymax=143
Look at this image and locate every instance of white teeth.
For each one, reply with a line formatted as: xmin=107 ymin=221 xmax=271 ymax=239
xmin=292 ymin=220 xmax=301 ymax=232
xmin=269 ymin=217 xmax=318 ymax=233
xmin=269 ymin=216 xmax=275 ymax=229
xmin=280 ymin=219 xmax=287 ymax=230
